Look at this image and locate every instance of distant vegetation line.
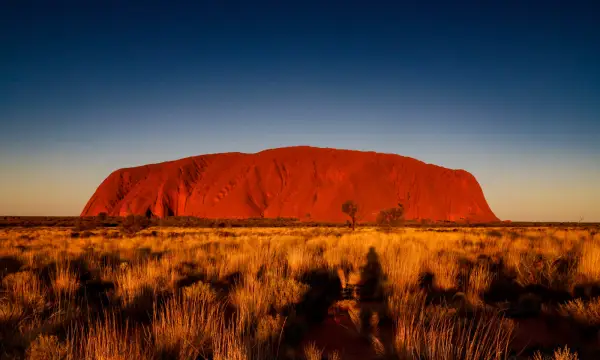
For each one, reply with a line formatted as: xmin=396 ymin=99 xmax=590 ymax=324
xmin=0 ymin=215 xmax=598 ymax=229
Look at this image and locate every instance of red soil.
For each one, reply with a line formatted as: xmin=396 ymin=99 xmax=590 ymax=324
xmin=81 ymin=146 xmax=499 ymax=222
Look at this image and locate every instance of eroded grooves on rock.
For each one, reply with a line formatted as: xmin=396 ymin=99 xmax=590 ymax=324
xmin=81 ymin=146 xmax=499 ymax=222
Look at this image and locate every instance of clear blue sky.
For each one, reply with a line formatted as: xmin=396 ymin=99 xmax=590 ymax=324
xmin=1 ymin=1 xmax=599 ymax=221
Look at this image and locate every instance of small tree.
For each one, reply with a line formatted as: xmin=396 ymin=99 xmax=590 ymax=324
xmin=342 ymin=200 xmax=359 ymax=231
xmin=74 ymin=215 xmax=99 ymax=231
xmin=376 ymin=203 xmax=405 ymax=228
xmin=93 ymin=212 xmax=108 ymax=229
xmin=120 ymin=214 xmax=150 ymax=236
xmin=97 ymin=212 xmax=108 ymax=222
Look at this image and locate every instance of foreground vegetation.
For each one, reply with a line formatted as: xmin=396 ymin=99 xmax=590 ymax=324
xmin=0 ymin=226 xmax=599 ymax=359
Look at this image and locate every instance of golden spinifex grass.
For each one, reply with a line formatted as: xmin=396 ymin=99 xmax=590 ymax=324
xmin=0 ymin=226 xmax=598 ymax=359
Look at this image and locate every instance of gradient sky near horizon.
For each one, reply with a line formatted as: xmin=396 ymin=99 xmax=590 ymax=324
xmin=1 ymin=1 xmax=599 ymax=221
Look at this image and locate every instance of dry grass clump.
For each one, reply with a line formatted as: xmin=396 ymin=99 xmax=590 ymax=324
xmin=51 ymin=261 xmax=80 ymax=299
xmin=303 ymin=341 xmax=323 ymax=360
xmin=70 ymin=314 xmax=150 ymax=360
xmin=423 ymin=252 xmax=461 ymax=291
xmin=211 ymin=324 xmax=253 ymax=360
xmin=25 ymin=335 xmax=69 ymax=360
xmin=394 ymin=308 xmax=515 ymax=360
xmin=151 ymin=293 xmax=221 ymax=359
xmin=387 ymin=288 xmax=427 ymax=320
xmin=211 ymin=315 xmax=280 ymax=360
xmin=0 ymin=300 xmax=29 ymax=347
xmin=509 ymin=252 xmax=575 ymax=291
xmin=231 ymin=272 xmax=309 ymax=324
xmin=1 ymin=270 xmax=49 ymax=348
xmin=558 ymin=297 xmax=600 ymax=326
xmin=532 ymin=346 xmax=580 ymax=360
xmin=0 ymin=299 xmax=27 ymax=324
xmin=327 ymin=350 xmax=342 ymax=360
xmin=181 ymin=281 xmax=217 ymax=302
xmin=256 ymin=313 xmax=285 ymax=343
xmin=2 ymin=270 xmax=46 ymax=310
xmin=287 ymin=245 xmax=324 ymax=278
xmin=379 ymin=242 xmax=426 ymax=293
xmin=577 ymin=241 xmax=600 ymax=282
xmin=370 ymin=333 xmax=386 ymax=357
xmin=112 ymin=258 xmax=174 ymax=306
xmin=467 ymin=265 xmax=495 ymax=304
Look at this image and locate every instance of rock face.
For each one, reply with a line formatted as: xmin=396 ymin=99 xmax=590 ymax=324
xmin=81 ymin=146 xmax=499 ymax=222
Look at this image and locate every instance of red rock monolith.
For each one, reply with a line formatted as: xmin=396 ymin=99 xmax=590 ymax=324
xmin=81 ymin=146 xmax=499 ymax=222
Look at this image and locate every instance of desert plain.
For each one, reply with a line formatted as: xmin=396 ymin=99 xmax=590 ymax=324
xmin=1 ymin=223 xmax=599 ymax=360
